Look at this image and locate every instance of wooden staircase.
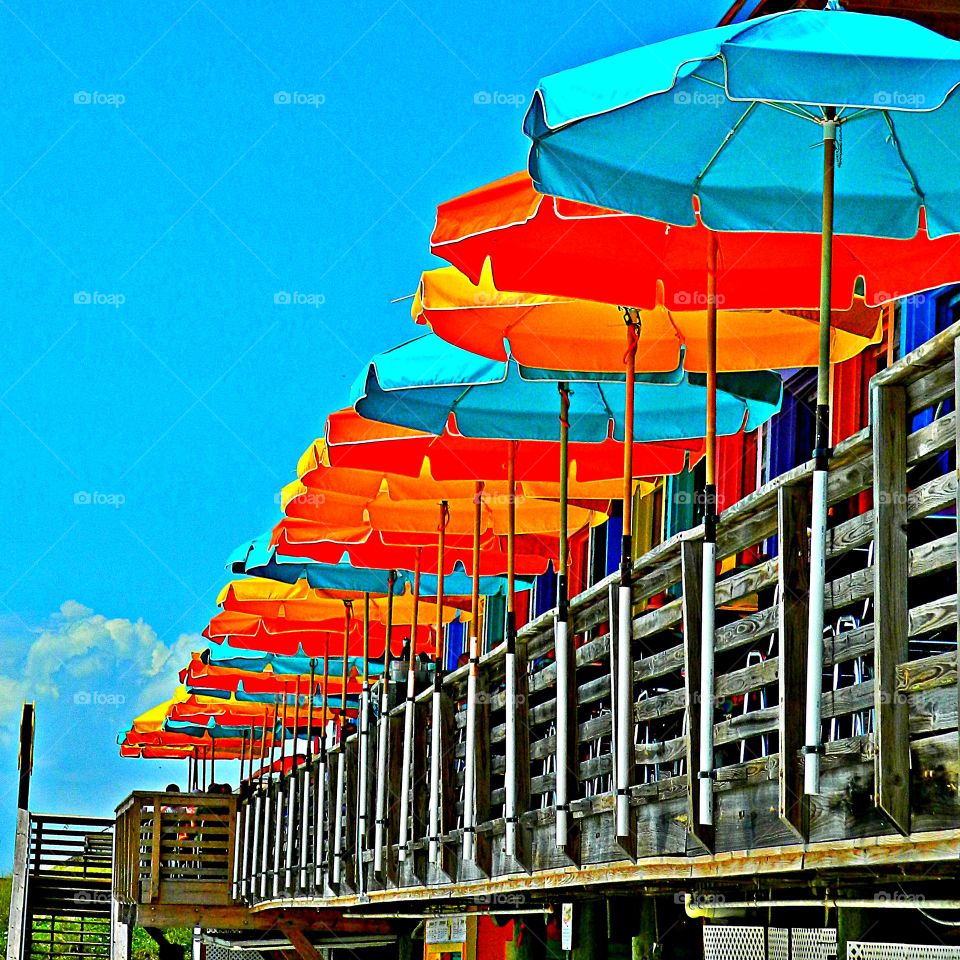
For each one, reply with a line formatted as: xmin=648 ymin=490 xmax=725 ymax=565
xmin=18 ymin=814 xmax=113 ymax=960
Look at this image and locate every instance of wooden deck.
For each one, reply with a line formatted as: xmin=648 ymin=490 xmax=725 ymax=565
xmin=119 ymin=321 xmax=960 ymax=921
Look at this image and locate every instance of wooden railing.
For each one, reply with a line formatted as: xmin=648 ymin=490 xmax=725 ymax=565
xmin=233 ymin=322 xmax=960 ymax=905
xmin=113 ymin=791 xmax=236 ymax=909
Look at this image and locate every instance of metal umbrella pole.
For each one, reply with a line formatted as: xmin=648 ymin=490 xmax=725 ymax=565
xmin=314 ymin=635 xmax=331 ymax=889
xmin=373 ymin=571 xmax=397 ymax=874
xmin=462 ymin=482 xmax=483 ymax=861
xmin=555 ymin=382 xmax=573 ymax=848
xmin=428 ymin=501 xmax=450 ymax=864
xmin=805 ymin=108 xmax=838 ymax=796
xmin=299 ymin=659 xmax=316 ymax=891
xmin=332 ymin=602 xmax=352 ymax=883
xmin=398 ymin=550 xmax=422 ymax=862
xmin=699 ymin=232 xmax=719 ymax=826
xmin=356 ymin=593 xmax=371 ymax=894
xmin=504 ymin=440 xmax=520 ymax=859
xmin=615 ymin=313 xmax=640 ymax=840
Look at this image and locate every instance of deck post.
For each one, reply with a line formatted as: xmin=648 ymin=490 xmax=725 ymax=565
xmin=681 ymin=535 xmax=712 ymax=851
xmin=778 ymin=480 xmax=811 ymax=839
xmin=473 ymin=661 xmax=493 ymax=876
xmin=872 ymin=379 xmax=911 ymax=835
xmin=955 ymin=337 xmax=960 ymax=761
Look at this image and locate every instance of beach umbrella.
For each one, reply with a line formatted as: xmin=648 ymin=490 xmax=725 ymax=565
xmin=523 ymin=4 xmax=960 ymax=817
xmin=323 ymin=406 xmax=701 ymax=482
xmin=433 ymin=170 xmax=960 ymax=312
xmin=351 ymin=332 xmax=781 ymax=859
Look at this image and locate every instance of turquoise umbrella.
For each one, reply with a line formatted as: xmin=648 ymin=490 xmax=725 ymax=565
xmin=230 ymin=531 xmax=532 ymax=598
xmin=354 ymin=334 xmax=780 ymax=442
xmin=523 ymin=3 xmax=960 ymax=816
xmin=351 ymin=332 xmax=781 ymax=860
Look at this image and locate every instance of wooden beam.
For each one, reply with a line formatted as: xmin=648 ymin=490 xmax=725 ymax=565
xmin=681 ymin=535 xmax=711 ymax=850
xmin=871 ymin=381 xmax=911 ymax=836
xmin=777 ymin=481 xmax=810 ymax=840
xmin=286 ymin=927 xmax=325 ymax=960
xmin=955 ymin=337 xmax=960 ymax=768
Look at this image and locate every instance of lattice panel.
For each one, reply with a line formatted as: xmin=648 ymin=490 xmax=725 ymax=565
xmin=849 ymin=945 xmax=960 ymax=960
xmin=769 ymin=927 xmax=790 ymax=960
xmin=793 ymin=927 xmax=838 ymax=960
xmin=703 ymin=925 xmax=766 ymax=960
xmin=204 ymin=945 xmax=266 ymax=960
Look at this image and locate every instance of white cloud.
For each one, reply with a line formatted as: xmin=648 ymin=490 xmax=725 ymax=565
xmin=0 ymin=601 xmax=204 ymax=728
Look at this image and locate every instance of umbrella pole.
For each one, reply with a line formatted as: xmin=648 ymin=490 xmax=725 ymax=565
xmin=398 ymin=549 xmax=422 ymax=862
xmin=805 ymin=109 xmax=838 ymax=796
xmin=315 ymin=636 xmax=331 ymax=890
xmin=699 ymin=233 xmax=719 ymax=827
xmin=556 ymin=382 xmax=573 ymax=849
xmin=428 ymin=501 xmax=449 ymax=864
xmin=286 ymin=677 xmax=302 ymax=892
xmin=300 ymin=659 xmax=316 ymax=893
xmin=357 ymin=594 xmax=370 ymax=894
xmin=616 ymin=314 xmax=640 ymax=840
xmin=505 ymin=439 xmax=519 ymax=859
xmin=462 ymin=482 xmax=483 ymax=862
xmin=333 ymin=604 xmax=351 ymax=883
xmin=373 ymin=571 xmax=397 ymax=875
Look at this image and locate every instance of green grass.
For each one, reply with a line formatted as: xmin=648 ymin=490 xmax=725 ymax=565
xmin=0 ymin=873 xmax=189 ymax=959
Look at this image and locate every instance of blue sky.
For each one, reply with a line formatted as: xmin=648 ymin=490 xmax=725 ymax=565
xmin=0 ymin=0 xmax=732 ymax=864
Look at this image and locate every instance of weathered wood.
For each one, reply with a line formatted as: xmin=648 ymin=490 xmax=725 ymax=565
xmin=872 ymin=381 xmax=911 ymax=836
xmin=473 ymin=663 xmax=493 ymax=876
xmin=681 ymin=536 xmax=710 ymax=850
xmin=778 ymin=481 xmax=810 ymax=840
xmin=955 ymin=337 xmax=960 ymax=770
xmin=286 ymin=927 xmax=324 ymax=960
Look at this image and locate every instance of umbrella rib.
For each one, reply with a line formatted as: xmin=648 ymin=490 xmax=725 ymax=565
xmin=695 ymin=100 xmax=758 ymax=187
xmin=881 ymin=110 xmax=926 ymax=205
xmin=693 ymin=72 xmax=817 ymax=122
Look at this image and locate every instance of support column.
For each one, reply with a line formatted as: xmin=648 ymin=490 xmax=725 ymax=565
xmin=871 ymin=380 xmax=910 ymax=835
xmin=681 ymin=536 xmax=711 ymax=851
xmin=778 ymin=481 xmax=811 ymax=840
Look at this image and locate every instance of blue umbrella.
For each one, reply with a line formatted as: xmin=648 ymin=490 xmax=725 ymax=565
xmin=230 ymin=530 xmax=532 ymax=598
xmin=523 ymin=4 xmax=960 ymax=816
xmin=353 ymin=333 xmax=781 ymax=442
xmin=352 ymin=331 xmax=782 ymax=859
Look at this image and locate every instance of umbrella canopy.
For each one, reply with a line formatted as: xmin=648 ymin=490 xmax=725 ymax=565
xmin=197 ymin=636 xmax=380 ymax=677
xmin=352 ymin=333 xmax=782 ymax=443
xmin=269 ymin=521 xmax=558 ymax=576
xmin=233 ymin=531 xmax=532 ymax=596
xmin=523 ymin=8 xmax=960 ymax=239
xmin=323 ymin=406 xmax=702 ymax=482
xmin=416 ymin=261 xmax=883 ymax=373
xmin=521 ymin=4 xmax=960 ymax=814
xmin=432 ymin=171 xmax=960 ymax=311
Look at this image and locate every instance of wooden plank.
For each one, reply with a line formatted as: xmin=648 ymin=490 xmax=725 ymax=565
xmin=777 ymin=481 xmax=810 ymax=840
xmin=286 ymin=927 xmax=324 ymax=960
xmin=438 ymin=690 xmax=458 ymax=876
xmin=7 ymin=808 xmax=30 ymax=960
xmin=149 ymin=804 xmax=162 ymax=902
xmin=473 ymin=663 xmax=493 ymax=876
xmin=681 ymin=536 xmax=711 ymax=850
xmin=956 ymin=337 xmax=960 ymax=769
xmin=872 ymin=381 xmax=911 ymax=836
